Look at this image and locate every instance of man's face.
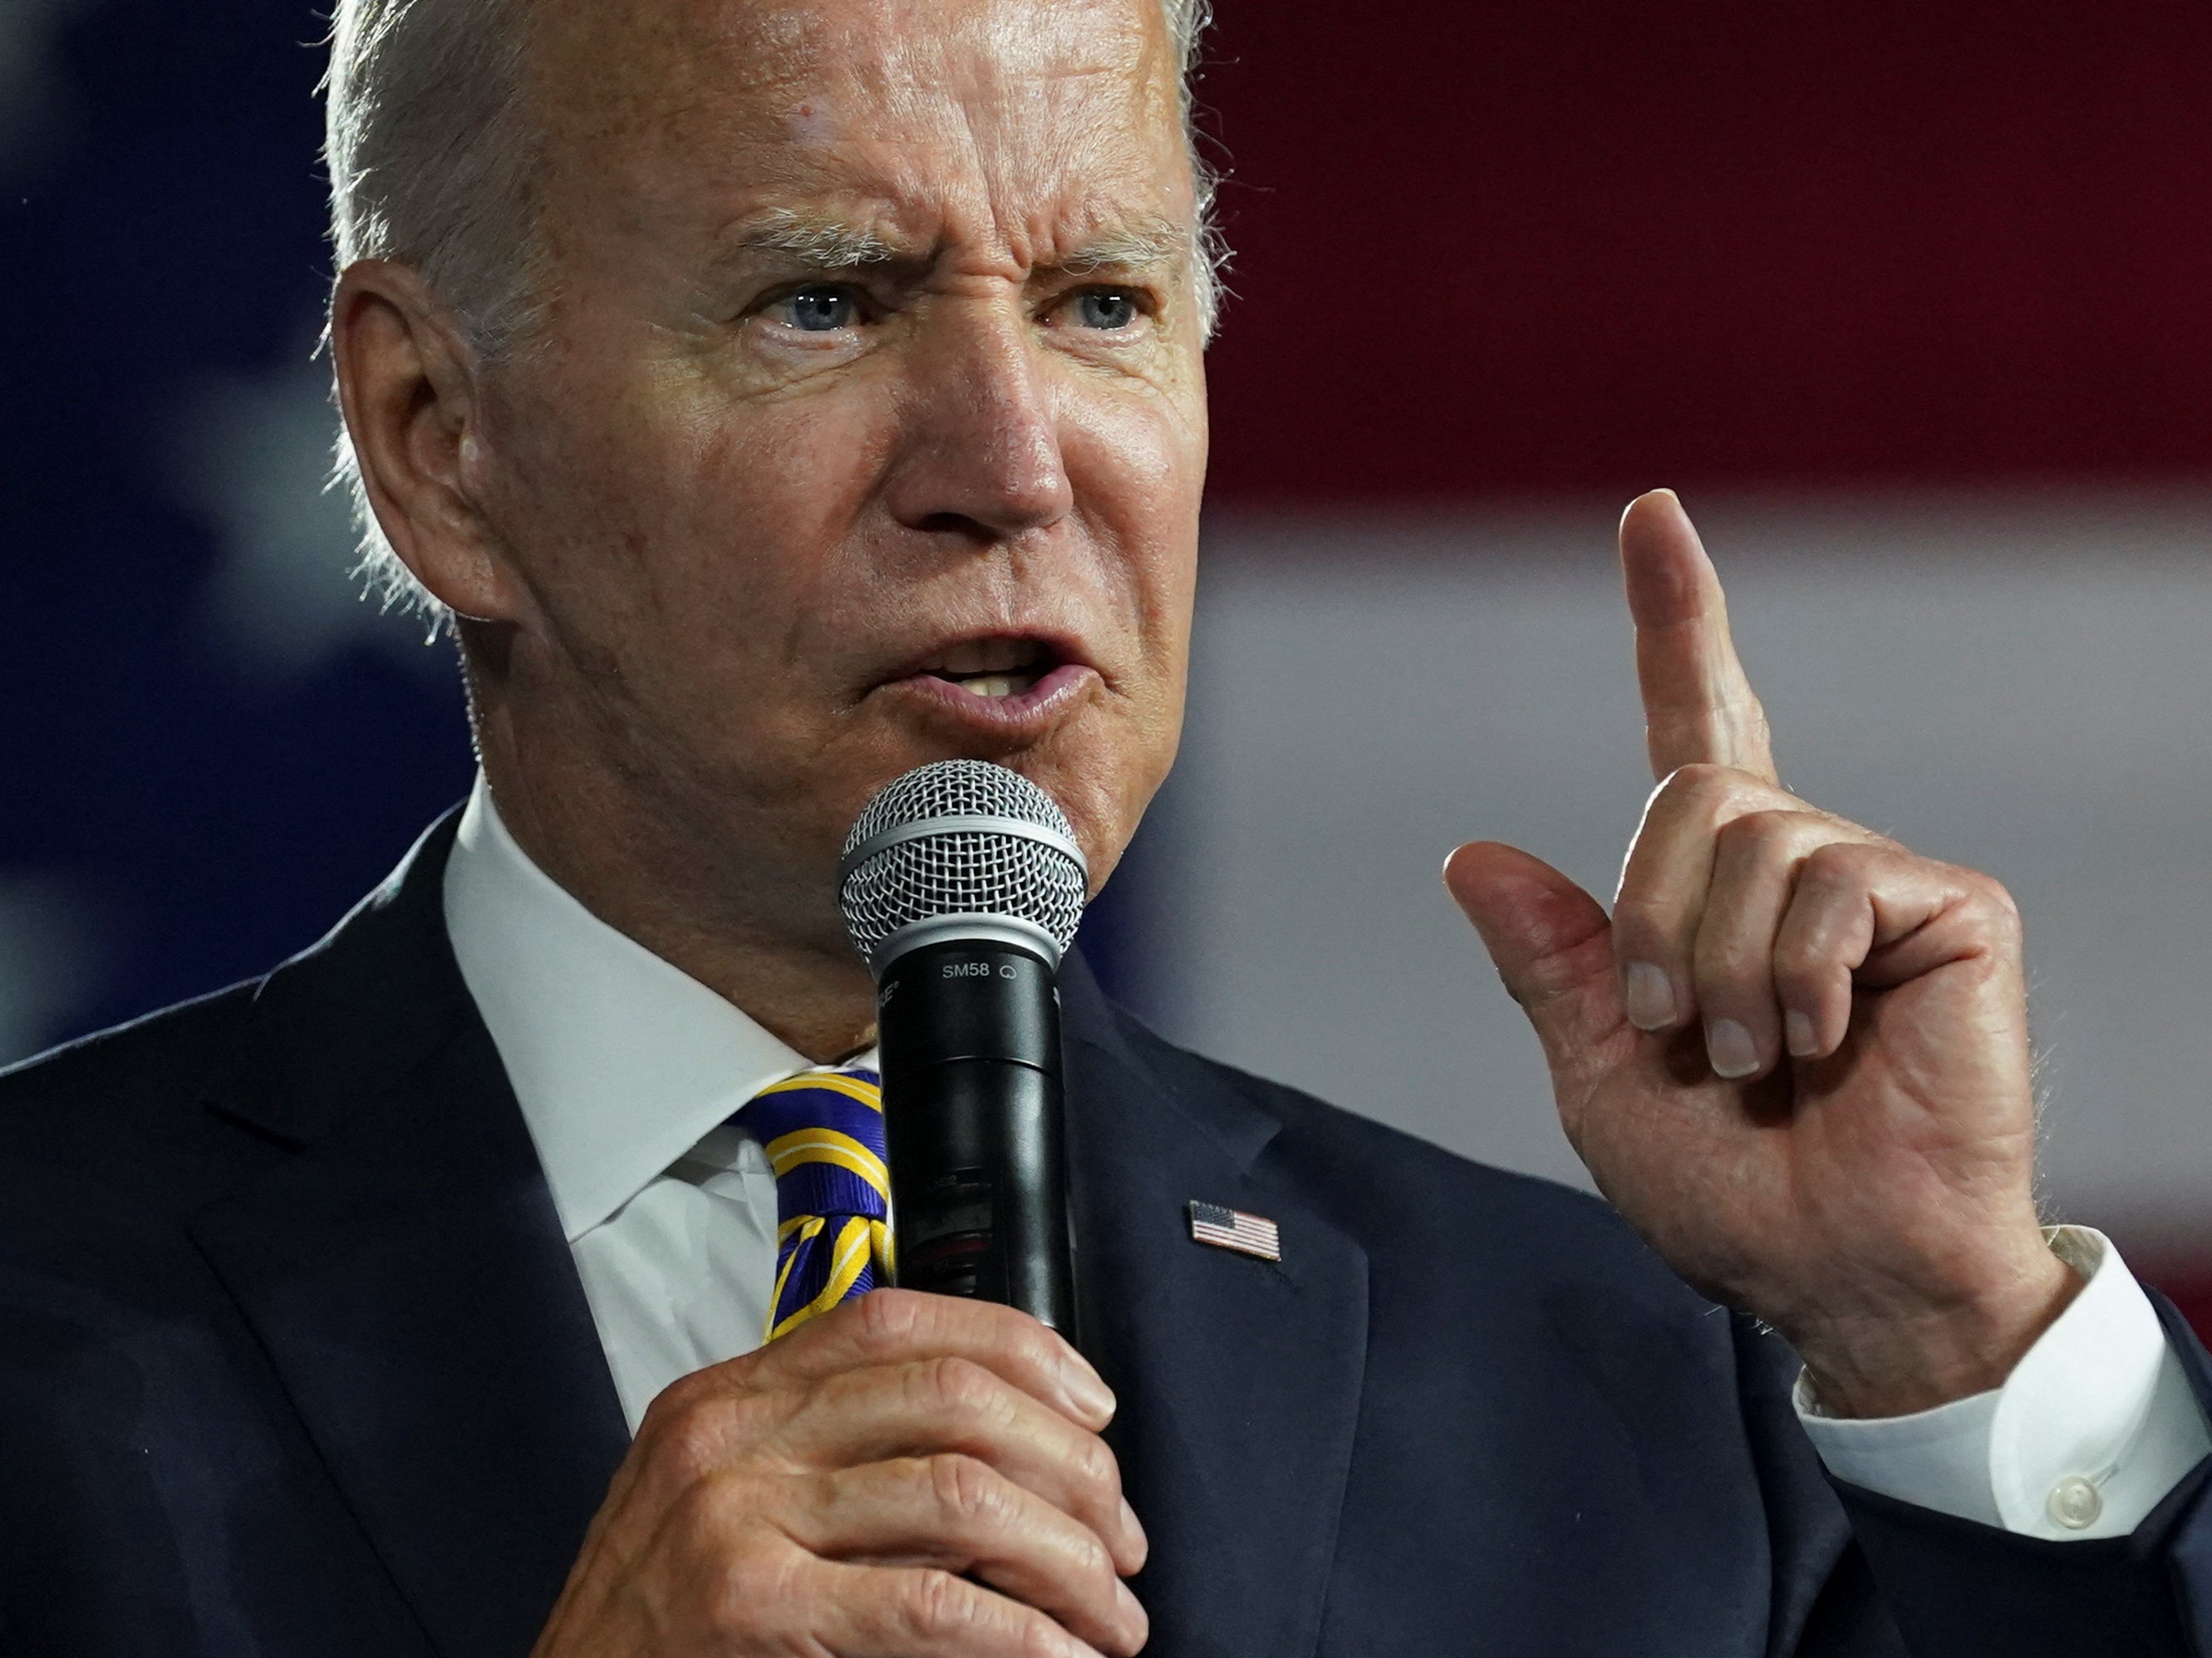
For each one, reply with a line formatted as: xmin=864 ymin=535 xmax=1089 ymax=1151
xmin=468 ymin=0 xmax=1207 ymax=949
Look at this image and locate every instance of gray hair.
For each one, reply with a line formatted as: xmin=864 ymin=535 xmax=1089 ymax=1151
xmin=324 ymin=0 xmax=1224 ymax=627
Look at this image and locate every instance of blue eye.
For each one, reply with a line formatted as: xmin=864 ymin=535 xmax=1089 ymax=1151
xmin=775 ymin=285 xmax=862 ymax=332
xmin=1072 ymin=288 xmax=1140 ymax=331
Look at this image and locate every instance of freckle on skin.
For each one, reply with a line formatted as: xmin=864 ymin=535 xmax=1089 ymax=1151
xmin=786 ymin=99 xmax=836 ymax=143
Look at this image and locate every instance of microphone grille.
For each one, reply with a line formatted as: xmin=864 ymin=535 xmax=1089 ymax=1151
xmin=839 ymin=760 xmax=1089 ymax=972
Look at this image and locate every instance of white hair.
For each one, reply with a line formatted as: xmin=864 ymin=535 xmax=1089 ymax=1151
xmin=323 ymin=0 xmax=1224 ymax=627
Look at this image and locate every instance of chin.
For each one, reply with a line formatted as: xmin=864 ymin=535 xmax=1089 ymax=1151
xmin=847 ymin=692 xmax=1167 ymax=889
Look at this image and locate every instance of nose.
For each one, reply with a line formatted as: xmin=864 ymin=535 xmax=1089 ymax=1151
xmin=882 ymin=305 xmax=1074 ymax=543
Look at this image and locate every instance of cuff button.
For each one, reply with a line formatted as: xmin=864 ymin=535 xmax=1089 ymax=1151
xmin=2047 ymin=1475 xmax=2103 ymax=1531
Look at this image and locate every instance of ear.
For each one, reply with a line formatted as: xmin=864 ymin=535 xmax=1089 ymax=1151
xmin=329 ymin=258 xmax=525 ymax=622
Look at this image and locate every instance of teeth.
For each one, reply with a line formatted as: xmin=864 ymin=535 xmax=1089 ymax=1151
xmin=958 ymin=675 xmax=1019 ymax=698
xmin=931 ymin=638 xmax=1050 ymax=677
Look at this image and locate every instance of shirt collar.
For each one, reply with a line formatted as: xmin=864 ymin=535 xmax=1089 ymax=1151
xmin=441 ymin=773 xmax=861 ymax=1242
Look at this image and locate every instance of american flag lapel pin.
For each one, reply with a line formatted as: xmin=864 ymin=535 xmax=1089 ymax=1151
xmin=1187 ymin=1200 xmax=1281 ymax=1262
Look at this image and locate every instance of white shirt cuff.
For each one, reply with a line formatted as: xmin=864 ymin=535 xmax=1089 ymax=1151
xmin=1793 ymin=1226 xmax=2210 ymax=1540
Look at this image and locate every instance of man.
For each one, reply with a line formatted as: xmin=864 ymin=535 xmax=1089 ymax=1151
xmin=1 ymin=0 xmax=2207 ymax=1651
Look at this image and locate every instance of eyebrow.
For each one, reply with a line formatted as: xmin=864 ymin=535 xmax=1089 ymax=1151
xmin=1058 ymin=217 xmax=1190 ymax=276
xmin=720 ymin=209 xmax=1191 ymax=278
xmin=728 ymin=209 xmax=908 ymax=270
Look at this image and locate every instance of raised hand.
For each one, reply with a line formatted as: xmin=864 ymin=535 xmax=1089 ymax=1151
xmin=1443 ymin=490 xmax=2077 ymax=1419
xmin=532 ymin=1290 xmax=1147 ymax=1658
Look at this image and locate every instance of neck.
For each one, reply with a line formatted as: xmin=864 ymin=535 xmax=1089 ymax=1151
xmin=470 ymin=711 xmax=878 ymax=1065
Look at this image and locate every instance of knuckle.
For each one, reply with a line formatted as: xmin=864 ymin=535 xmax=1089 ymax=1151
xmin=709 ymin=1533 xmax=815 ymax=1641
xmin=1690 ymin=908 xmax=1759 ymax=975
xmin=1729 ymin=809 xmax=1853 ymax=877
xmin=650 ymin=1394 xmax=743 ymax=1479
xmin=1770 ymin=927 xmax=1828 ymax=982
xmin=1799 ymin=839 xmax=1873 ymax=889
xmin=897 ymin=1567 xmax=982 ymax=1641
xmin=1638 ymin=768 xmax=1694 ymax=826
xmin=1072 ymin=1433 xmax=1119 ymax=1498
xmin=1661 ymin=760 xmax=1734 ymax=797
xmin=1016 ymin=1608 xmax=1085 ymax=1658
xmin=1692 ymin=939 xmax=1757 ymax=987
xmin=637 ymin=1366 xmax=720 ymax=1439
xmin=648 ymin=1368 xmax=707 ymax=1417
xmin=1654 ymin=762 xmax=1762 ymax=821
xmin=1007 ymin=1321 xmax=1067 ymax=1380
xmin=921 ymin=1354 xmax=1003 ymax=1420
xmin=1716 ymin=806 xmax=1797 ymax=852
xmin=1974 ymin=871 xmax=2022 ymax=921
xmin=1610 ymin=890 xmax=1693 ymax=964
xmin=661 ymin=1475 xmax=794 ymax=1630
xmin=854 ymin=1285 xmax=930 ymax=1351
xmin=1967 ymin=875 xmax=2024 ymax=946
xmin=925 ymin=1452 xmax=1002 ymax=1524
xmin=667 ymin=1467 xmax=750 ymax=1539
xmin=1609 ymin=888 xmax=1682 ymax=940
xmin=1071 ymin=1525 xmax=1115 ymax=1585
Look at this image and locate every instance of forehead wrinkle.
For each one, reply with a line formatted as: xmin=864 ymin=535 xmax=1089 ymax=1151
xmin=533 ymin=0 xmax=1199 ymax=301
xmin=554 ymin=0 xmax=1160 ymax=146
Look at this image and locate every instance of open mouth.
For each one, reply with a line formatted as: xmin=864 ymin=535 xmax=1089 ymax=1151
xmin=908 ymin=636 xmax=1061 ymax=701
xmin=874 ymin=632 xmax=1097 ymax=733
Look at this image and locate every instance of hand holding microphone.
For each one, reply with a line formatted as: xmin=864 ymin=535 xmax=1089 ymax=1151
xmin=533 ymin=763 xmax=1142 ymax=1658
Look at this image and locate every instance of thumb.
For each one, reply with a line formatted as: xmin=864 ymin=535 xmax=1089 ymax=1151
xmin=1443 ymin=841 xmax=1625 ymax=1071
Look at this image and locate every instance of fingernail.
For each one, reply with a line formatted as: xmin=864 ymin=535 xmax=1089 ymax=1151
xmin=1784 ymin=1009 xmax=1817 ymax=1057
xmin=1623 ymin=962 xmax=1676 ymax=1030
xmin=1064 ymin=1363 xmax=1116 ymax=1423
xmin=1707 ymin=1018 xmax=1760 ymax=1079
xmin=1115 ymin=1579 xmax=1148 ymax=1640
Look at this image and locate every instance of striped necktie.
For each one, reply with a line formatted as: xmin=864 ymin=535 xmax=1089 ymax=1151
xmin=740 ymin=1065 xmax=894 ymax=1342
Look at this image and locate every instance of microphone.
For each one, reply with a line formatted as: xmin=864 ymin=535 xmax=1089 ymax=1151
xmin=838 ymin=760 xmax=1089 ymax=1337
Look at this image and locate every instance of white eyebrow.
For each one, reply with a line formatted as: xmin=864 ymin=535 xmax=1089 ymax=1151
xmin=1058 ymin=218 xmax=1190 ymax=275
xmin=724 ymin=209 xmax=1192 ymax=278
xmin=731 ymin=209 xmax=907 ymax=269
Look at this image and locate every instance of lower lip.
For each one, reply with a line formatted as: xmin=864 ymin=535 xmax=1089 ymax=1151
xmin=879 ymin=662 xmax=1098 ymax=733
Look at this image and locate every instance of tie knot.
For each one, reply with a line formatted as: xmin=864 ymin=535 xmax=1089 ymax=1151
xmin=742 ymin=1065 xmax=888 ymax=1223
xmin=740 ymin=1066 xmax=894 ymax=1341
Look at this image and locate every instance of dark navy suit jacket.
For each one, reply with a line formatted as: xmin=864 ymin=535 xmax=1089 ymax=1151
xmin=3 ymin=812 xmax=2210 ymax=1656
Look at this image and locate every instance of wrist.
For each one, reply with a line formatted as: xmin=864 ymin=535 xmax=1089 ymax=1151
xmin=1791 ymin=1239 xmax=2082 ymax=1419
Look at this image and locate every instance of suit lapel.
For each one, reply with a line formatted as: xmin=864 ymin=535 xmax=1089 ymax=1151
xmin=189 ymin=815 xmax=629 ymax=1656
xmin=1060 ymin=959 xmax=1369 ymax=1658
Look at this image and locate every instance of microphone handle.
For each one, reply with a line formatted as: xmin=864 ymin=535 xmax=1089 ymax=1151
xmin=874 ymin=938 xmax=1079 ymax=1341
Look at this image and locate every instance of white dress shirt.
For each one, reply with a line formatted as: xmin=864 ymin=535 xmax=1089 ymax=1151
xmin=441 ymin=773 xmax=2209 ymax=1536
xmin=443 ymin=778 xmax=836 ymax=1429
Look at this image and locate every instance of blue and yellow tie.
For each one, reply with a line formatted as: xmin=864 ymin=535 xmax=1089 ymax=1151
xmin=742 ymin=1065 xmax=894 ymax=1342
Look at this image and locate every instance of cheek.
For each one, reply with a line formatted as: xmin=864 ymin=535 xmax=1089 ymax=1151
xmin=1059 ymin=381 xmax=1205 ymax=648
xmin=659 ymin=396 xmax=876 ymax=591
xmin=488 ymin=351 xmax=895 ymax=647
xmin=1067 ymin=376 xmax=1200 ymax=504
xmin=1040 ymin=386 xmax=1203 ymax=870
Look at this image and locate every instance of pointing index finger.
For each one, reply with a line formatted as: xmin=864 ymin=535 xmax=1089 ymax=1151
xmin=1620 ymin=489 xmax=1777 ymax=785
